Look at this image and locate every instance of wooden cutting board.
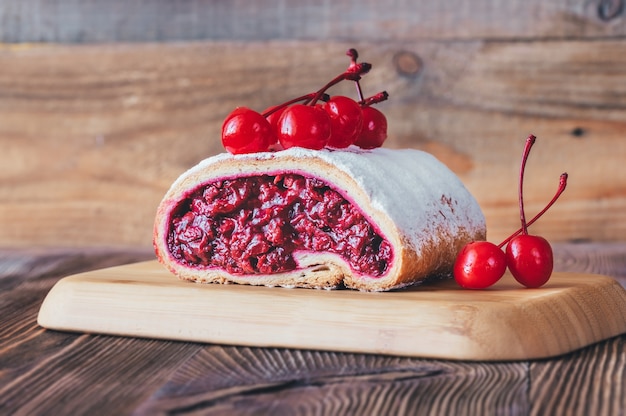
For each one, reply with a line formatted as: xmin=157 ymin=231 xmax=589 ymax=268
xmin=37 ymin=260 xmax=626 ymax=361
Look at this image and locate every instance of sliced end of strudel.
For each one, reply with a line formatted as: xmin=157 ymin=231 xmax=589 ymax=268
xmin=153 ymin=146 xmax=486 ymax=291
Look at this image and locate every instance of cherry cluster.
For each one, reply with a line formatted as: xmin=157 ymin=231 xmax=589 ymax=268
xmin=454 ymin=135 xmax=568 ymax=289
xmin=221 ymin=49 xmax=389 ymax=154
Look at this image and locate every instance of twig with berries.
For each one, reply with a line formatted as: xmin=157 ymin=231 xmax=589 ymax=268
xmin=453 ymin=135 xmax=568 ymax=289
xmin=221 ymin=49 xmax=389 ymax=154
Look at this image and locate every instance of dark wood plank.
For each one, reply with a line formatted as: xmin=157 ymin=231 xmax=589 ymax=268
xmin=0 ymin=247 xmax=153 ymax=284
xmin=553 ymin=242 xmax=626 ymax=287
xmin=0 ymin=249 xmax=154 ymax=341
xmin=533 ymin=242 xmax=626 ymax=415
xmin=135 ymin=347 xmax=529 ymax=415
xmin=0 ymin=248 xmax=203 ymax=415
xmin=1 ymin=0 xmax=624 ymax=43
xmin=0 ymin=334 xmax=201 ymax=415
xmin=529 ymin=336 xmax=626 ymax=416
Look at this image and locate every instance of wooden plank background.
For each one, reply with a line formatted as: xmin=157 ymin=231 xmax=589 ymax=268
xmin=1 ymin=1 xmax=625 ymax=249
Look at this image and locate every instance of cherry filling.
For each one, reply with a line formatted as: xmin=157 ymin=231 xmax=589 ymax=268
xmin=167 ymin=173 xmax=392 ymax=277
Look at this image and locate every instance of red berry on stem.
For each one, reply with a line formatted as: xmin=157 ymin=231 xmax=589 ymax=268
xmin=221 ymin=107 xmax=274 ymax=154
xmin=454 ymin=241 xmax=507 ymax=289
xmin=222 ymin=49 xmax=388 ymax=153
xmin=323 ymin=96 xmax=363 ymax=148
xmin=262 ymin=104 xmax=286 ymax=149
xmin=345 ymin=51 xmax=389 ymax=150
xmin=505 ymin=134 xmax=555 ymax=288
xmin=263 ymin=105 xmax=287 ymax=133
xmin=454 ymin=136 xmax=567 ymax=290
xmin=262 ymin=92 xmax=332 ymax=151
xmin=506 ymin=235 xmax=554 ymax=288
xmin=517 ymin=135 xmax=535 ymax=235
xmin=277 ymin=104 xmax=332 ymax=150
xmin=355 ymin=106 xmax=387 ymax=149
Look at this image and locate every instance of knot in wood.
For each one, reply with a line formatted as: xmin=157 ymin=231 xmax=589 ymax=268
xmin=598 ymin=0 xmax=623 ymax=21
xmin=393 ymin=51 xmax=423 ymax=79
xmin=570 ymin=127 xmax=586 ymax=138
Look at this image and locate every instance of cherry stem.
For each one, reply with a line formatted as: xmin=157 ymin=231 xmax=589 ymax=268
xmin=354 ymin=80 xmax=365 ymax=102
xmin=309 ymin=62 xmax=371 ymax=106
xmin=518 ymin=134 xmax=536 ymax=235
xmin=498 ymin=172 xmax=568 ymax=249
xmin=346 ymin=48 xmax=359 ymax=63
xmin=361 ymin=91 xmax=389 ymax=107
xmin=262 ymin=48 xmax=374 ymax=116
xmin=262 ymin=92 xmax=329 ymax=117
xmin=346 ymin=49 xmax=365 ymax=102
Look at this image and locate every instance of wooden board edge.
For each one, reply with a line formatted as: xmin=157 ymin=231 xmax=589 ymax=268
xmin=37 ymin=261 xmax=626 ymax=361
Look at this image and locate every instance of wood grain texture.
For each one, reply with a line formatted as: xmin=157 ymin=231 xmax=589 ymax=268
xmin=1 ymin=0 xmax=624 ymax=43
xmin=134 ymin=347 xmax=530 ymax=415
xmin=1 ymin=244 xmax=626 ymax=414
xmin=1 ymin=39 xmax=625 ymax=248
xmin=529 ymin=338 xmax=626 ymax=416
xmin=37 ymin=260 xmax=626 ymax=361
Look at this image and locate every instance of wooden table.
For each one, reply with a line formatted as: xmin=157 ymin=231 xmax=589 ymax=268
xmin=1 ymin=243 xmax=625 ymax=415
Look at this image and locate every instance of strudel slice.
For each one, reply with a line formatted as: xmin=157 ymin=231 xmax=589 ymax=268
xmin=154 ymin=147 xmax=486 ymax=291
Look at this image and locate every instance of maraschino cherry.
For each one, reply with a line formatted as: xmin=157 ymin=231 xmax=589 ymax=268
xmin=505 ymin=135 xmax=554 ymax=288
xmin=355 ymin=99 xmax=388 ymax=149
xmin=453 ymin=240 xmax=507 ymax=289
xmin=221 ymin=107 xmax=275 ymax=154
xmin=263 ymin=92 xmax=332 ymax=151
xmin=347 ymin=49 xmax=389 ymax=149
xmin=221 ymin=49 xmax=389 ymax=154
xmin=453 ymin=134 xmax=568 ymax=289
xmin=276 ymin=58 xmax=371 ymax=150
xmin=277 ymin=104 xmax=332 ymax=150
xmin=323 ymin=95 xmax=363 ymax=148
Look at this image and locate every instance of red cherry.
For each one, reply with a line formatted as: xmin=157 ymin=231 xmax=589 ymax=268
xmin=454 ymin=241 xmax=507 ymax=289
xmin=504 ymin=135 xmax=555 ymax=288
xmin=277 ymin=104 xmax=331 ymax=150
xmin=221 ymin=50 xmax=386 ymax=154
xmin=262 ymin=104 xmax=286 ymax=149
xmin=262 ymin=92 xmax=325 ymax=135
xmin=221 ymin=107 xmax=274 ymax=154
xmin=506 ymin=235 xmax=553 ymax=288
xmin=355 ymin=106 xmax=387 ymax=149
xmin=453 ymin=136 xmax=568 ymax=290
xmin=323 ymin=96 xmax=363 ymax=148
xmin=264 ymin=105 xmax=286 ymax=133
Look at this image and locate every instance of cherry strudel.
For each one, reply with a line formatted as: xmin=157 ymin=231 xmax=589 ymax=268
xmin=154 ymin=146 xmax=486 ymax=291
